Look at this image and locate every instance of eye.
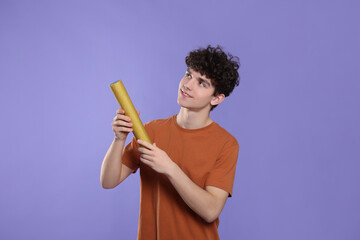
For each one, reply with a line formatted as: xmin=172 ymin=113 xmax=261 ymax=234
xmin=185 ymin=72 xmax=191 ymax=78
xmin=199 ymin=81 xmax=206 ymax=87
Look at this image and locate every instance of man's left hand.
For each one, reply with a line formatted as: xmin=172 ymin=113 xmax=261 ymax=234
xmin=137 ymin=140 xmax=176 ymax=175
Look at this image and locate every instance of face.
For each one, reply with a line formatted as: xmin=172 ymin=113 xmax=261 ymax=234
xmin=177 ymin=68 xmax=223 ymax=111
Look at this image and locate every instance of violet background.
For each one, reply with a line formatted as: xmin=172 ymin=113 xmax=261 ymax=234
xmin=1 ymin=0 xmax=359 ymax=239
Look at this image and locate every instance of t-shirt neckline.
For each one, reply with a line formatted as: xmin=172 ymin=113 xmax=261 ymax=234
xmin=172 ymin=115 xmax=217 ymax=133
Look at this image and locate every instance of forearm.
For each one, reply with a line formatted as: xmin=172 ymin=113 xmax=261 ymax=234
xmin=166 ymin=164 xmax=222 ymax=223
xmin=100 ymin=138 xmax=126 ymax=188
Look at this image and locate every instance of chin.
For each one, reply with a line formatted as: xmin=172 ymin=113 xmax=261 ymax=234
xmin=177 ymin=100 xmax=190 ymax=109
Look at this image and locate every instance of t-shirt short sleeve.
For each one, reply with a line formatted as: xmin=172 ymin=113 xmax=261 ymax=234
xmin=121 ymin=136 xmax=141 ymax=173
xmin=205 ymin=137 xmax=239 ymax=197
xmin=121 ymin=121 xmax=155 ymax=173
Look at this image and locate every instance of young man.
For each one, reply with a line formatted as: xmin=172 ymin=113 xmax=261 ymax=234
xmin=101 ymin=45 xmax=240 ymax=240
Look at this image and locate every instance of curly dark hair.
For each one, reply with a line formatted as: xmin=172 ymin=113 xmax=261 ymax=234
xmin=185 ymin=45 xmax=240 ymax=110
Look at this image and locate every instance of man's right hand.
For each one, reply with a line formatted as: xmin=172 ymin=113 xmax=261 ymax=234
xmin=101 ymin=108 xmax=138 ymax=189
xmin=112 ymin=109 xmax=139 ymax=141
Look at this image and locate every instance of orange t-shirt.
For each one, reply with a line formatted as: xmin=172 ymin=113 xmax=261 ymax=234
xmin=122 ymin=115 xmax=239 ymax=240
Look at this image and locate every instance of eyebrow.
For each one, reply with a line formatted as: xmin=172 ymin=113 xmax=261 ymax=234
xmin=187 ymin=68 xmax=211 ymax=86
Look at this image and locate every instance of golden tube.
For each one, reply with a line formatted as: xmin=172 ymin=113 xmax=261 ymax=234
xmin=110 ymin=80 xmax=152 ymax=144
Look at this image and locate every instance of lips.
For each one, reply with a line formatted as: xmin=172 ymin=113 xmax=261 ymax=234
xmin=180 ymin=88 xmax=192 ymax=98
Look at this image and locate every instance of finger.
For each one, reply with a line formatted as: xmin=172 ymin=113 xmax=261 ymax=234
xmin=113 ymin=126 xmax=133 ymax=132
xmin=116 ymin=108 xmax=126 ymax=114
xmin=112 ymin=120 xmax=133 ymax=127
xmin=113 ymin=116 xmax=130 ymax=124
xmin=112 ymin=123 xmax=133 ymax=131
xmin=140 ymin=153 xmax=153 ymax=162
xmin=140 ymin=157 xmax=153 ymax=167
xmin=113 ymin=113 xmax=131 ymax=122
xmin=137 ymin=140 xmax=153 ymax=149
xmin=137 ymin=110 xmax=140 ymax=116
xmin=137 ymin=147 xmax=153 ymax=155
xmin=115 ymin=114 xmax=131 ymax=122
xmin=137 ymin=147 xmax=146 ymax=154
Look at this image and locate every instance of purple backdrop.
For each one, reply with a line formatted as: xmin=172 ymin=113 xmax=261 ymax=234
xmin=1 ymin=0 xmax=359 ymax=239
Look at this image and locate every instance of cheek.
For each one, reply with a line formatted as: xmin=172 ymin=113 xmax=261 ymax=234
xmin=199 ymin=90 xmax=215 ymax=100
xmin=179 ymin=77 xmax=187 ymax=88
xmin=178 ymin=78 xmax=184 ymax=88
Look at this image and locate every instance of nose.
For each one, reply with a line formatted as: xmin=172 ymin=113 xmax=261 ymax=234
xmin=183 ymin=78 xmax=195 ymax=91
xmin=183 ymin=83 xmax=190 ymax=91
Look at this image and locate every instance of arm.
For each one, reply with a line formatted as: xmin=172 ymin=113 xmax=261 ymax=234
xmin=100 ymin=138 xmax=133 ymax=189
xmin=168 ymin=165 xmax=229 ymax=223
xmin=137 ymin=140 xmax=229 ymax=223
xmin=100 ymin=109 xmax=137 ymax=189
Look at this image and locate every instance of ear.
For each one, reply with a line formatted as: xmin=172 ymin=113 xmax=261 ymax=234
xmin=210 ymin=94 xmax=225 ymax=106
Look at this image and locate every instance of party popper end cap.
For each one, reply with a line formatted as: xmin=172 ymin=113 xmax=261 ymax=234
xmin=110 ymin=80 xmax=122 ymax=86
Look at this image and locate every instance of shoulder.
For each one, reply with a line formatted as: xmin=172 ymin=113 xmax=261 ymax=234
xmin=144 ymin=115 xmax=174 ymax=131
xmin=212 ymin=123 xmax=239 ymax=149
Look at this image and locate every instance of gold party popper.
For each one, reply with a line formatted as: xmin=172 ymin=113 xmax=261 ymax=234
xmin=110 ymin=80 xmax=152 ymax=144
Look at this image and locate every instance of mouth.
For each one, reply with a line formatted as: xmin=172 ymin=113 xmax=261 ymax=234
xmin=180 ymin=88 xmax=192 ymax=98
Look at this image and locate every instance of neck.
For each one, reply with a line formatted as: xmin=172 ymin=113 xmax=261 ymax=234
xmin=176 ymin=107 xmax=213 ymax=129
